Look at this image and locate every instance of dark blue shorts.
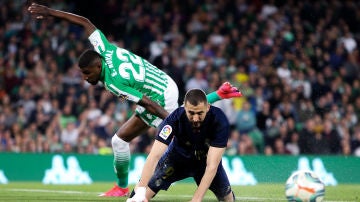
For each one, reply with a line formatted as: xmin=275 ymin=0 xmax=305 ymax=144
xmin=147 ymin=149 xmax=232 ymax=199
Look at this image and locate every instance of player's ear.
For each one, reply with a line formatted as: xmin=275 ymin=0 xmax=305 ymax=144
xmin=95 ymin=57 xmax=102 ymax=69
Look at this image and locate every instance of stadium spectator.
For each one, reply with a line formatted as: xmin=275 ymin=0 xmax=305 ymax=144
xmin=298 ymin=119 xmax=316 ymax=154
xmin=238 ymin=133 xmax=258 ymax=155
xmin=322 ymin=119 xmax=342 ymax=154
xmin=256 ymin=101 xmax=271 ymax=134
xmin=235 ymin=100 xmax=257 ymax=135
xmin=272 ymin=137 xmax=291 ymax=155
xmin=60 ymin=110 xmax=87 ymax=150
xmin=183 ymin=35 xmax=202 ymax=62
xmin=285 ymin=132 xmax=300 ymax=155
xmin=149 ymin=33 xmax=167 ymax=63
xmin=226 ymin=130 xmax=240 ymax=156
xmin=351 ymin=126 xmax=360 ymax=156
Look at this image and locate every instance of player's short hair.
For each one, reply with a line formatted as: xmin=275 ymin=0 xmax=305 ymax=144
xmin=184 ymin=89 xmax=207 ymax=106
xmin=78 ymin=49 xmax=102 ymax=69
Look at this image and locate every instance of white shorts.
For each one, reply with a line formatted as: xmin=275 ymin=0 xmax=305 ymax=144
xmin=136 ymin=75 xmax=179 ymax=127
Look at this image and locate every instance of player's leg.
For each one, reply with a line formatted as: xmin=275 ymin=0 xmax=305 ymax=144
xmin=218 ymin=191 xmax=235 ymax=202
xmin=193 ymin=164 xmax=235 ymax=202
xmin=209 ymin=165 xmax=235 ymax=202
xmin=206 ymin=82 xmax=243 ymax=103
xmin=114 ymin=114 xmax=150 ymax=184
xmin=100 ymin=114 xmax=150 ymax=197
xmin=103 ymin=76 xmax=179 ymax=197
xmin=143 ymin=151 xmax=189 ymax=200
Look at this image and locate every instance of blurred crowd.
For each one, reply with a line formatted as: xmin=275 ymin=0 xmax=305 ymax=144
xmin=1 ymin=0 xmax=360 ymax=156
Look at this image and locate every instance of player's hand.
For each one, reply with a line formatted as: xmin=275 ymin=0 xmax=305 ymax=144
xmin=28 ymin=3 xmax=50 ymax=19
xmin=126 ymin=187 xmax=148 ymax=202
xmin=216 ymin=82 xmax=243 ymax=99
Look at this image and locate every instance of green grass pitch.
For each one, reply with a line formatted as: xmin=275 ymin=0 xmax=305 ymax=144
xmin=0 ymin=182 xmax=359 ymax=201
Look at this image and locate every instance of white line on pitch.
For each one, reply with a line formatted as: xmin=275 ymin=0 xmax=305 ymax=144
xmin=5 ymin=188 xmax=99 ymax=195
xmin=5 ymin=189 xmax=286 ymax=201
xmin=4 ymin=188 xmax=355 ymax=202
xmin=149 ymin=194 xmax=288 ymax=201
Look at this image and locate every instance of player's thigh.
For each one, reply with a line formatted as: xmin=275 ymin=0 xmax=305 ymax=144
xmin=116 ymin=113 xmax=150 ymax=142
xmin=135 ymin=76 xmax=179 ymax=128
xmin=135 ymin=101 xmax=177 ymax=128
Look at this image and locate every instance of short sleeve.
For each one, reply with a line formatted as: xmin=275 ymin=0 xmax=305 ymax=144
xmin=155 ymin=108 xmax=180 ymax=145
xmin=88 ymin=29 xmax=109 ymax=54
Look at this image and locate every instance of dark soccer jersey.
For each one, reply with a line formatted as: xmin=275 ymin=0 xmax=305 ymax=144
xmin=156 ymin=106 xmax=230 ymax=160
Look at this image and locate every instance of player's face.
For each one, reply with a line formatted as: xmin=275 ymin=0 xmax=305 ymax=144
xmin=80 ymin=65 xmax=101 ymax=85
xmin=184 ymin=101 xmax=209 ymax=128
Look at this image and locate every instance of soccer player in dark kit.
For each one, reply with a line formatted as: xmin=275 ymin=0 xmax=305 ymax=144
xmin=128 ymin=89 xmax=235 ymax=202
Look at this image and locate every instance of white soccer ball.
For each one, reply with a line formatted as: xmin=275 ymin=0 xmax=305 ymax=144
xmin=285 ymin=170 xmax=325 ymax=202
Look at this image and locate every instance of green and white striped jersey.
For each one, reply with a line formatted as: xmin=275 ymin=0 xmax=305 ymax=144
xmin=88 ymin=29 xmax=169 ymax=106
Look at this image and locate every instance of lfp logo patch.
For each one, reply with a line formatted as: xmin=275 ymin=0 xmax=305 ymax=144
xmin=159 ymin=125 xmax=172 ymax=140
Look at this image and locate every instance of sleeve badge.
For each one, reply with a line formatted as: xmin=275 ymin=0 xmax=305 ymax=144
xmin=159 ymin=125 xmax=172 ymax=140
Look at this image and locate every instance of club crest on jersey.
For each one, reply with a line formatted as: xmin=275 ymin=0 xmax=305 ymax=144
xmin=159 ymin=125 xmax=172 ymax=140
xmin=119 ymin=94 xmax=128 ymax=102
xmin=91 ymin=39 xmax=99 ymax=47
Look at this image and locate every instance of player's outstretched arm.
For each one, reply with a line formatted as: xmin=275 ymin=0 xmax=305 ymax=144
xmin=28 ymin=3 xmax=96 ymax=37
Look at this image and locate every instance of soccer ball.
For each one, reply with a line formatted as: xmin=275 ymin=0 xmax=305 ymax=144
xmin=285 ymin=170 xmax=325 ymax=202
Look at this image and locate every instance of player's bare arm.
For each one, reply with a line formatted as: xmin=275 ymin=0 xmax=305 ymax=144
xmin=191 ymin=146 xmax=225 ymax=202
xmin=138 ymin=96 xmax=169 ymax=120
xmin=128 ymin=140 xmax=168 ymax=202
xmin=28 ymin=3 xmax=96 ymax=36
xmin=138 ymin=140 xmax=167 ymax=187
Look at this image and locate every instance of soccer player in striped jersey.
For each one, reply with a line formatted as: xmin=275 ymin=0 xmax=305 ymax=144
xmin=28 ymin=3 xmax=242 ymax=197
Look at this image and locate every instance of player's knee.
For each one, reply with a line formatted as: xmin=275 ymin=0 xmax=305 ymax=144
xmin=114 ymin=128 xmax=132 ymax=142
xmin=146 ymin=187 xmax=157 ymax=200
xmin=217 ymin=190 xmax=235 ymax=202
xmin=111 ymin=134 xmax=129 ymax=152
